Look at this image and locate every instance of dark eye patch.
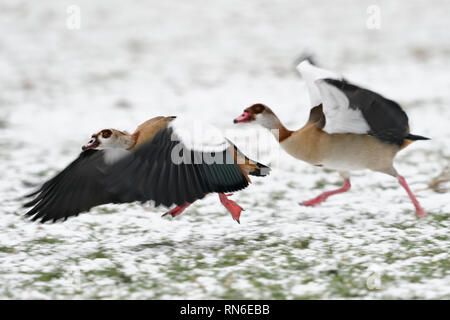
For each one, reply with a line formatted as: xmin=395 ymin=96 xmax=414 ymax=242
xmin=253 ymin=104 xmax=265 ymax=113
xmin=101 ymin=129 xmax=112 ymax=138
xmin=246 ymin=104 xmax=265 ymax=114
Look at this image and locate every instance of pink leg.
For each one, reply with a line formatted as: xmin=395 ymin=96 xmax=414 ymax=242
xmin=218 ymin=193 xmax=244 ymax=224
xmin=301 ymin=179 xmax=351 ymax=206
xmin=162 ymin=202 xmax=192 ymax=218
xmin=397 ymin=175 xmax=426 ymax=217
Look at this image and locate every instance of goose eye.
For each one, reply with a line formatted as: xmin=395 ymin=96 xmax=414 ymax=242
xmin=255 ymin=105 xmax=264 ymax=113
xmin=102 ymin=129 xmax=112 ymax=138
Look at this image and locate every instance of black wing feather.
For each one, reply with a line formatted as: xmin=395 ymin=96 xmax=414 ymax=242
xmin=24 ymin=150 xmax=121 ymax=222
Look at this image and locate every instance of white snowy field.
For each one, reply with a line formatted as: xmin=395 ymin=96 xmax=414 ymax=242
xmin=0 ymin=0 xmax=449 ymax=299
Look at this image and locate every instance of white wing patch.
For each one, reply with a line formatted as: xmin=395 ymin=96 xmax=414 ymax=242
xmin=315 ymin=79 xmax=370 ymax=134
xmin=296 ymin=60 xmax=341 ymax=107
xmin=103 ymin=148 xmax=130 ymax=165
xmin=168 ymin=118 xmax=229 ymax=152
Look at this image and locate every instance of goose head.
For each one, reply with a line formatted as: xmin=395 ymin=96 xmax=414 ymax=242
xmin=82 ymin=129 xmax=132 ymax=151
xmin=233 ymin=103 xmax=279 ymax=129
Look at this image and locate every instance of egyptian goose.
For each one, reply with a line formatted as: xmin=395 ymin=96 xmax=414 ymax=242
xmin=233 ymin=60 xmax=429 ymax=216
xmin=24 ymin=116 xmax=270 ymax=223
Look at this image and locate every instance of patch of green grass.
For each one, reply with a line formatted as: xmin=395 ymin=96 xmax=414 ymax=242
xmin=286 ymin=259 xmax=310 ymax=271
xmin=85 ymin=249 xmax=111 ymax=259
xmin=269 ymin=191 xmax=285 ymax=201
xmin=412 ymin=259 xmax=450 ymax=278
xmin=191 ymin=253 xmax=210 ymax=269
xmin=86 ymin=222 xmax=100 ymax=229
xmin=434 ymin=235 xmax=448 ymax=241
xmin=264 ymin=241 xmax=280 ymax=248
xmin=126 ymin=279 xmax=163 ymax=298
xmin=246 ymin=275 xmax=287 ymax=299
xmin=325 ymin=263 xmax=367 ymax=298
xmin=165 ymin=261 xmax=196 ymax=282
xmin=314 ymin=178 xmax=330 ymax=189
xmin=225 ymin=238 xmax=246 ymax=246
xmin=242 ymin=268 xmax=282 ymax=287
xmin=289 ymin=261 xmax=311 ymax=271
xmin=0 ymin=246 xmax=15 ymax=254
xmin=287 ymin=181 xmax=297 ymax=189
xmin=214 ymin=252 xmax=248 ymax=268
xmin=21 ymin=180 xmax=37 ymax=188
xmin=301 ymin=277 xmax=316 ymax=285
xmin=266 ymin=284 xmax=287 ymax=299
xmin=85 ymin=267 xmax=132 ymax=283
xmin=33 ymin=169 xmax=52 ymax=177
xmin=388 ymin=223 xmax=416 ymax=230
xmin=381 ymin=274 xmax=396 ymax=284
xmin=292 ymin=293 xmax=322 ymax=300
xmin=135 ymin=240 xmax=174 ymax=251
xmin=432 ymin=212 xmax=450 ymax=223
xmin=291 ymin=238 xmax=311 ymax=249
xmin=34 ymin=270 xmax=64 ymax=282
xmin=314 ymin=178 xmax=343 ymax=189
xmin=96 ymin=207 xmax=119 ymax=214
xmin=220 ymin=287 xmax=248 ymax=299
xmin=407 ymin=275 xmax=423 ymax=283
xmin=31 ymin=237 xmax=64 ymax=245
xmin=254 ymin=233 xmax=269 ymax=242
xmin=373 ymin=183 xmax=398 ymax=190
xmin=384 ymin=251 xmax=396 ymax=264
xmin=344 ymin=217 xmax=356 ymax=224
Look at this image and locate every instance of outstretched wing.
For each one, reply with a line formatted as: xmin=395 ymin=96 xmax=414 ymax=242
xmin=24 ymin=150 xmax=121 ymax=223
xmin=296 ymin=60 xmax=342 ymax=108
xmin=105 ymin=126 xmax=250 ymax=207
xmin=316 ymin=78 xmax=410 ymax=145
xmin=25 ymin=126 xmax=255 ymax=222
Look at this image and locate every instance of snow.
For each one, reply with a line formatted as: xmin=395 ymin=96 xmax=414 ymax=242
xmin=0 ymin=0 xmax=449 ymax=299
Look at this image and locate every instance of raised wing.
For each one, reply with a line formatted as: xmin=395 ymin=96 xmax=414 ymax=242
xmin=296 ymin=60 xmax=342 ymax=107
xmin=316 ymin=78 xmax=410 ymax=145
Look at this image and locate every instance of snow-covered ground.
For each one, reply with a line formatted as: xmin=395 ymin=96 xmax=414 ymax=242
xmin=0 ymin=0 xmax=449 ymax=299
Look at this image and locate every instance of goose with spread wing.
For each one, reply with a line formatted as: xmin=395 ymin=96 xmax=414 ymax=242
xmin=24 ymin=116 xmax=270 ymax=223
xmin=233 ymin=60 xmax=429 ymax=216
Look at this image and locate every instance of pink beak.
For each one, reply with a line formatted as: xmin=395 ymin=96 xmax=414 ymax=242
xmin=82 ymin=138 xmax=99 ymax=151
xmin=233 ymin=111 xmax=251 ymax=123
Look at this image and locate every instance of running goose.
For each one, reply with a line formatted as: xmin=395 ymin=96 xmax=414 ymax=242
xmin=233 ymin=60 xmax=429 ymax=216
xmin=24 ymin=116 xmax=270 ymax=223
